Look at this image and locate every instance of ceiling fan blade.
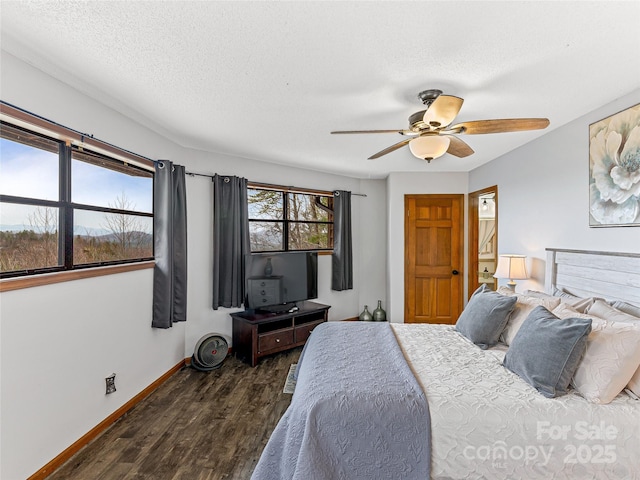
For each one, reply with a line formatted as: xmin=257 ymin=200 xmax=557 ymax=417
xmin=450 ymin=118 xmax=550 ymax=135
xmin=331 ymin=129 xmax=405 ymax=134
xmin=368 ymin=138 xmax=413 ymax=160
xmin=446 ymin=135 xmax=474 ymax=158
xmin=423 ymin=95 xmax=464 ymax=128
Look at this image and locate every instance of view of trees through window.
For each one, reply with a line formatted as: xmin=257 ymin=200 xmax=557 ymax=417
xmin=0 ymin=122 xmax=153 ymax=277
xmin=248 ymin=187 xmax=333 ymax=252
xmin=0 ymin=205 xmax=59 ymax=272
xmin=73 ymin=195 xmax=153 ymax=265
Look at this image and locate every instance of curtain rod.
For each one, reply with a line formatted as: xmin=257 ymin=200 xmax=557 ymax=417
xmin=185 ymin=171 xmax=367 ymax=197
xmin=0 ymin=101 xmax=155 ymax=171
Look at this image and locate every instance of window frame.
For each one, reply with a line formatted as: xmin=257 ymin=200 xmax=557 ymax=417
xmin=247 ymin=183 xmax=334 ymax=253
xmin=0 ymin=104 xmax=155 ymax=280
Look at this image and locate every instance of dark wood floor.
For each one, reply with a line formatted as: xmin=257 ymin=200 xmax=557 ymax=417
xmin=48 ymin=348 xmax=301 ymax=480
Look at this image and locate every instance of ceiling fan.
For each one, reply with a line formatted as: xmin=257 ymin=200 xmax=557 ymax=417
xmin=331 ymin=89 xmax=550 ymax=163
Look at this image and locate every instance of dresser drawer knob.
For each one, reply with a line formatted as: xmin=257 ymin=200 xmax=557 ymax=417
xmin=276 ymin=338 xmax=280 ymax=343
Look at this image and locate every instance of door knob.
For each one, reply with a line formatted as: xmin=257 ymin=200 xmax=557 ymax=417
xmin=452 ymin=270 xmax=459 ymax=275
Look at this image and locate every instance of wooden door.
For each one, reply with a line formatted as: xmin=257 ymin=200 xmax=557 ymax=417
xmin=405 ymin=194 xmax=464 ymax=324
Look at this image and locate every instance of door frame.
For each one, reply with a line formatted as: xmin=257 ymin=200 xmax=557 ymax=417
xmin=468 ymin=185 xmax=498 ymax=299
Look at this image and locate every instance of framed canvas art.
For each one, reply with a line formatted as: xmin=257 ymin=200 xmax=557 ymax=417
xmin=589 ymin=103 xmax=640 ymax=227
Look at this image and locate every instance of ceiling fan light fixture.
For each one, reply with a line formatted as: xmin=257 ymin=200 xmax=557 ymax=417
xmin=330 ymin=89 xmax=549 ymax=162
xmin=409 ymin=135 xmax=450 ymax=162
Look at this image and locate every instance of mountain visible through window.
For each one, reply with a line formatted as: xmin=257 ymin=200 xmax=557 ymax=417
xmin=0 ymin=121 xmax=153 ymax=277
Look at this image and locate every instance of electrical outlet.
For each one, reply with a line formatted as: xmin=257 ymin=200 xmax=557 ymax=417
xmin=105 ymin=373 xmax=116 ymax=394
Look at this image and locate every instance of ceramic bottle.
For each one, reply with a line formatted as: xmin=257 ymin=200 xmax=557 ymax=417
xmin=372 ymin=300 xmax=387 ymax=321
xmin=359 ymin=305 xmax=373 ymax=321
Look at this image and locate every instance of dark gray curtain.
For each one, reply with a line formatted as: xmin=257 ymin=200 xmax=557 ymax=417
xmin=332 ymin=190 xmax=353 ymax=290
xmin=152 ymin=161 xmax=187 ymax=328
xmin=212 ymin=175 xmax=250 ymax=309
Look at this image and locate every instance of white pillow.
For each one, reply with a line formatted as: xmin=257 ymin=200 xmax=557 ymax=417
xmin=522 ymin=289 xmax=590 ymax=310
xmin=609 ymin=300 xmax=640 ymax=319
xmin=551 ymin=287 xmax=601 ymax=313
xmin=500 ymin=295 xmax=561 ymax=345
xmin=587 ymin=299 xmax=640 ymax=323
xmin=554 ymin=304 xmax=640 ymax=404
xmin=552 ymin=302 xmax=589 ymax=319
xmin=587 ymin=302 xmax=640 ymax=398
xmin=497 ymin=286 xmax=516 ymax=297
xmin=522 ymin=289 xmax=555 ymax=300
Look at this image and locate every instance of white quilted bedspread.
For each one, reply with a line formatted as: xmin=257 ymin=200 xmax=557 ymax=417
xmin=391 ymin=323 xmax=640 ymax=480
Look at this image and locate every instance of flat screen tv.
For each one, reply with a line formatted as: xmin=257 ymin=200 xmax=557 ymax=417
xmin=244 ymin=251 xmax=318 ymax=312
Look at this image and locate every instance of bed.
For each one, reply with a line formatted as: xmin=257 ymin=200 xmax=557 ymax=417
xmin=251 ymin=248 xmax=640 ymax=480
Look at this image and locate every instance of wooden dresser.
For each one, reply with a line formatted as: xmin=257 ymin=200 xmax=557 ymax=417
xmin=231 ymin=301 xmax=330 ymax=367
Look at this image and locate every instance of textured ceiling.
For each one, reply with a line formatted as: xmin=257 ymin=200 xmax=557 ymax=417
xmin=1 ymin=1 xmax=639 ymax=179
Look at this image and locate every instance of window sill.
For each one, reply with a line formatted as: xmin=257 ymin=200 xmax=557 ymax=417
xmin=0 ymin=261 xmax=155 ymax=292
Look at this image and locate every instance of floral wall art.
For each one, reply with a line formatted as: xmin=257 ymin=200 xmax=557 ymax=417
xmin=589 ymin=103 xmax=640 ymax=227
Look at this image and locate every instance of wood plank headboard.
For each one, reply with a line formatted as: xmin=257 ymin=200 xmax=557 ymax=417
xmin=545 ymin=248 xmax=640 ymax=307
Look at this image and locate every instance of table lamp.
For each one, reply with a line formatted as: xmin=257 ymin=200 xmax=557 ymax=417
xmin=494 ymin=254 xmax=528 ymax=290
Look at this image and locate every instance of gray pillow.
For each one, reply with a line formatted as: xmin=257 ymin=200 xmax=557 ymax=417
xmin=469 ymin=283 xmax=489 ymax=299
xmin=456 ymin=287 xmax=517 ymax=349
xmin=503 ymin=306 xmax=592 ymax=398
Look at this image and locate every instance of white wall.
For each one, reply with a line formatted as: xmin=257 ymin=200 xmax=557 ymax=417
xmin=1 ymin=51 xmax=187 ymax=480
xmin=0 ymin=52 xmax=185 ymax=162
xmin=356 ymin=179 xmax=388 ymax=316
xmin=1 ymin=51 xmax=387 ymax=479
xmin=469 ymin=89 xmax=640 ymax=293
xmin=386 ymin=172 xmax=469 ymax=322
xmin=181 ymin=149 xmax=378 ymax=354
xmin=0 ymin=270 xmax=183 ymax=480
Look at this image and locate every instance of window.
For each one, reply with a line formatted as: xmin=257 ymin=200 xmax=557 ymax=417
xmin=0 ymin=121 xmax=153 ymax=278
xmin=247 ymin=186 xmax=333 ymax=252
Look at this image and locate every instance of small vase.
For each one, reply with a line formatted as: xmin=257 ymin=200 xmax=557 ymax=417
xmin=372 ymin=300 xmax=387 ymax=322
xmin=359 ymin=305 xmax=373 ymax=321
xmin=264 ymin=258 xmax=273 ymax=276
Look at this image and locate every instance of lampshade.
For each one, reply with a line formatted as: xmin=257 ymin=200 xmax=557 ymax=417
xmin=422 ymin=95 xmax=463 ymax=127
xmin=409 ymin=135 xmax=451 ymax=162
xmin=494 ymin=254 xmax=528 ymax=289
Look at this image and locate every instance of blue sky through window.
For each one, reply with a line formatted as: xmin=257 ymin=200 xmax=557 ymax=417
xmin=72 ymin=158 xmax=152 ymax=213
xmin=0 ymin=138 xmax=59 ymax=202
xmin=1 ymin=137 xmax=152 ymax=230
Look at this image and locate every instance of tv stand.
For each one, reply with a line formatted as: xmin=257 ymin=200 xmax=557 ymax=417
xmin=258 ymin=302 xmax=297 ymax=314
xmin=231 ymin=301 xmax=330 ymax=367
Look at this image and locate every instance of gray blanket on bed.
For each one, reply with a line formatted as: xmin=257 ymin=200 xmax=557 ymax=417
xmin=251 ymin=322 xmax=431 ymax=480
